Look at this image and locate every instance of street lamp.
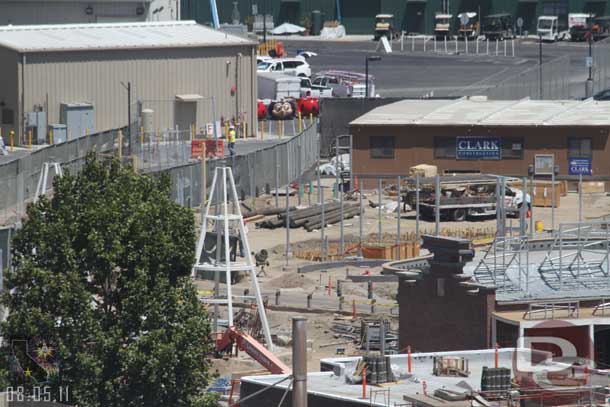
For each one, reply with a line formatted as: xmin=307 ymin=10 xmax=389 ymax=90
xmin=365 ymin=55 xmax=381 ymax=98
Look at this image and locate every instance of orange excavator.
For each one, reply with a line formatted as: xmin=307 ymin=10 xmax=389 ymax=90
xmin=215 ymin=326 xmax=291 ymax=374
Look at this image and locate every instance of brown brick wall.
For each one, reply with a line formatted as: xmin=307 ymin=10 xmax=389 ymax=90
xmin=351 ymin=124 xmax=610 ymax=181
xmin=398 ymin=271 xmax=496 ymax=352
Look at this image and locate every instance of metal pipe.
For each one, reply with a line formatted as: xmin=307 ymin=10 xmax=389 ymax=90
xmin=380 ymin=319 xmax=386 ymax=356
xmin=292 ymin=316 xmax=308 ymax=407
xmin=435 ymin=175 xmax=440 ymax=236
xmin=579 ymin=172 xmax=583 ymax=223
xmin=378 ymin=178 xmax=382 ymax=242
xmin=396 ymin=175 xmax=401 ymax=258
xmin=416 ymin=173 xmax=420 ymax=242
xmin=285 ymin=183 xmax=291 ymax=265
xmin=359 ymin=178 xmax=363 ymax=258
xmin=551 ymin=157 xmax=555 ymax=231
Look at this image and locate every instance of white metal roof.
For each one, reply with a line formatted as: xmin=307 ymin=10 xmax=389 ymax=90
xmin=0 ymin=21 xmax=254 ymax=53
xmin=350 ymin=98 xmax=610 ymax=127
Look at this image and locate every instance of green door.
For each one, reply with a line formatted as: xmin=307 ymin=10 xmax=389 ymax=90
xmin=341 ymin=0 xmax=381 ymax=34
xmin=405 ymin=3 xmax=427 ymax=33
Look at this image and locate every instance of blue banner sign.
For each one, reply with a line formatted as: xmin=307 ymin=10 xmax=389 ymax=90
xmin=456 ymin=137 xmax=501 ymax=160
xmin=568 ymin=158 xmax=592 ymax=175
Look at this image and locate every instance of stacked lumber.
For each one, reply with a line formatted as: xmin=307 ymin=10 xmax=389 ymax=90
xmin=255 ymin=202 xmax=363 ymax=231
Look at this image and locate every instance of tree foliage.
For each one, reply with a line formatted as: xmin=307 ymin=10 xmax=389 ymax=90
xmin=0 ymin=154 xmax=216 ymax=406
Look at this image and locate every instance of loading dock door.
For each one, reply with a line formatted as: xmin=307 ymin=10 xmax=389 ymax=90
xmin=341 ymin=0 xmax=381 ymax=34
xmin=175 ymin=94 xmax=203 ymax=132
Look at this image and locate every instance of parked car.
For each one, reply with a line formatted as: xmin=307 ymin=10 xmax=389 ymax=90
xmin=592 ymin=88 xmax=610 ymax=100
xmin=257 ymin=58 xmax=312 ymax=77
xmin=483 ymin=13 xmax=515 ymax=40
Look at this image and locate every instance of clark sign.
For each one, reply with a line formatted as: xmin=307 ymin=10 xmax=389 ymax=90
xmin=456 ymin=137 xmax=502 ymax=160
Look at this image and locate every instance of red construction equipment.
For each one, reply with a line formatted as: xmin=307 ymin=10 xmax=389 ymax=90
xmin=216 ymin=326 xmax=291 ymax=375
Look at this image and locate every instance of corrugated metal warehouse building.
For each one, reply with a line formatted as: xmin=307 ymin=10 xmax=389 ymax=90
xmin=0 ymin=0 xmax=179 ymax=25
xmin=350 ymin=98 xmax=610 ymax=184
xmin=0 ymin=20 xmax=257 ymax=144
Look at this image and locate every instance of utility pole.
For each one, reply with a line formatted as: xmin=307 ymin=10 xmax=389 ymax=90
xmin=121 ymin=81 xmax=132 ymax=156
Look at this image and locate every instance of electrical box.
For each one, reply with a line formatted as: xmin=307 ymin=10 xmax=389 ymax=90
xmin=48 ymin=124 xmax=67 ymax=144
xmin=59 ymin=102 xmax=94 ymax=140
xmin=26 ymin=110 xmax=47 ymax=144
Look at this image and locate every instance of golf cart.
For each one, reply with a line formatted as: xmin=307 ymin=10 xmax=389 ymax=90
xmin=374 ymin=14 xmax=394 ymax=40
xmin=458 ymin=12 xmax=479 ymax=39
xmin=537 ymin=16 xmax=560 ymax=41
xmin=483 ymin=13 xmax=515 ymax=40
xmin=434 ymin=13 xmax=453 ymax=39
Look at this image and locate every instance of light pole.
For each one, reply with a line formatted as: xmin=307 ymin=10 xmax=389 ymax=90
xmin=365 ymin=56 xmax=381 ymax=99
xmin=538 ymin=34 xmax=543 ymax=99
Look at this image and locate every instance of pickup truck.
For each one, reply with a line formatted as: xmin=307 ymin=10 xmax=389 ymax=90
xmin=403 ymin=174 xmax=530 ymax=222
xmin=300 ymin=77 xmax=333 ymax=98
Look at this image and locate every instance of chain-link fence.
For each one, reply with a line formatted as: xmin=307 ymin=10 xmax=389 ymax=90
xmin=457 ymin=55 xmax=571 ymax=100
xmin=0 ymin=119 xmax=319 ymax=225
xmin=0 ymin=128 xmax=126 ymax=224
xmin=592 ymin=37 xmax=610 ymax=94
xmin=159 ymin=122 xmax=318 ymax=209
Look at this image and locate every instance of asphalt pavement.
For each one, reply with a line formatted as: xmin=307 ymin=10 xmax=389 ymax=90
xmin=281 ymin=37 xmax=594 ymax=98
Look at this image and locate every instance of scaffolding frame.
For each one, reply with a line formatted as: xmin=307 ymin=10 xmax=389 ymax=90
xmin=538 ymin=221 xmax=610 ymax=291
xmin=474 ymin=221 xmax=610 ymax=296
xmin=34 ymin=162 xmax=63 ymax=202
xmin=192 ymin=166 xmax=273 ymax=349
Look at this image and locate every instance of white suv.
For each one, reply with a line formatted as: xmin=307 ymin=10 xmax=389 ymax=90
xmin=257 ymin=58 xmax=311 ymax=77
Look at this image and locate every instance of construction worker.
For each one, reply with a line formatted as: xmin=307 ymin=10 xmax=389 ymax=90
xmin=228 ymin=125 xmax=236 ymax=157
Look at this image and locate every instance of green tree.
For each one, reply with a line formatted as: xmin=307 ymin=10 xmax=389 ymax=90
xmin=0 ymin=154 xmax=217 ymax=406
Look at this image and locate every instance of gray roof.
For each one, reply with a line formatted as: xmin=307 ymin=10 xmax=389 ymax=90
xmin=350 ymin=98 xmax=610 ymax=127
xmin=0 ymin=21 xmax=254 ymax=53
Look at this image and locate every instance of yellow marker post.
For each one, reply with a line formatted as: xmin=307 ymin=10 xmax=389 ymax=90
xmin=298 ymin=111 xmax=302 ymax=133
xmin=118 ymin=129 xmax=123 ymax=159
xmin=244 ymin=122 xmax=248 ymax=139
xmin=279 ymin=120 xmax=283 ymax=139
xmin=49 ymin=128 xmax=53 ymax=145
xmin=10 ymin=130 xmax=14 ymax=152
xmin=260 ymin=121 xmax=264 ymax=140
xmin=28 ymin=129 xmax=32 ymax=149
xmin=310 ymin=113 xmax=313 ymax=126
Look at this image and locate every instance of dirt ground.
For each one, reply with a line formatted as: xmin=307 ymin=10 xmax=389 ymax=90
xmin=198 ymin=182 xmax=610 ymax=379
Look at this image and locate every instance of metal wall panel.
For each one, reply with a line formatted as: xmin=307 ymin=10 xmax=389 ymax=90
xmin=0 ymin=1 xmax=150 ymax=25
xmin=20 ymin=45 xmax=257 ymax=141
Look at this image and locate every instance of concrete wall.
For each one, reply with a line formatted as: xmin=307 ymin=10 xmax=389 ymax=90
xmin=398 ymin=268 xmax=495 ymax=352
xmin=0 ymin=1 xmax=152 ymax=25
xmin=1 ymin=44 xmax=257 ymax=143
xmin=351 ymin=124 xmax=610 ymax=180
xmin=240 ymin=381 xmax=364 ymax=407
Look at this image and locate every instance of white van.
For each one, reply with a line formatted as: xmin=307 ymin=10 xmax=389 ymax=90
xmin=256 ymin=58 xmax=312 ymax=77
xmin=538 ymin=16 xmax=559 ymax=41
